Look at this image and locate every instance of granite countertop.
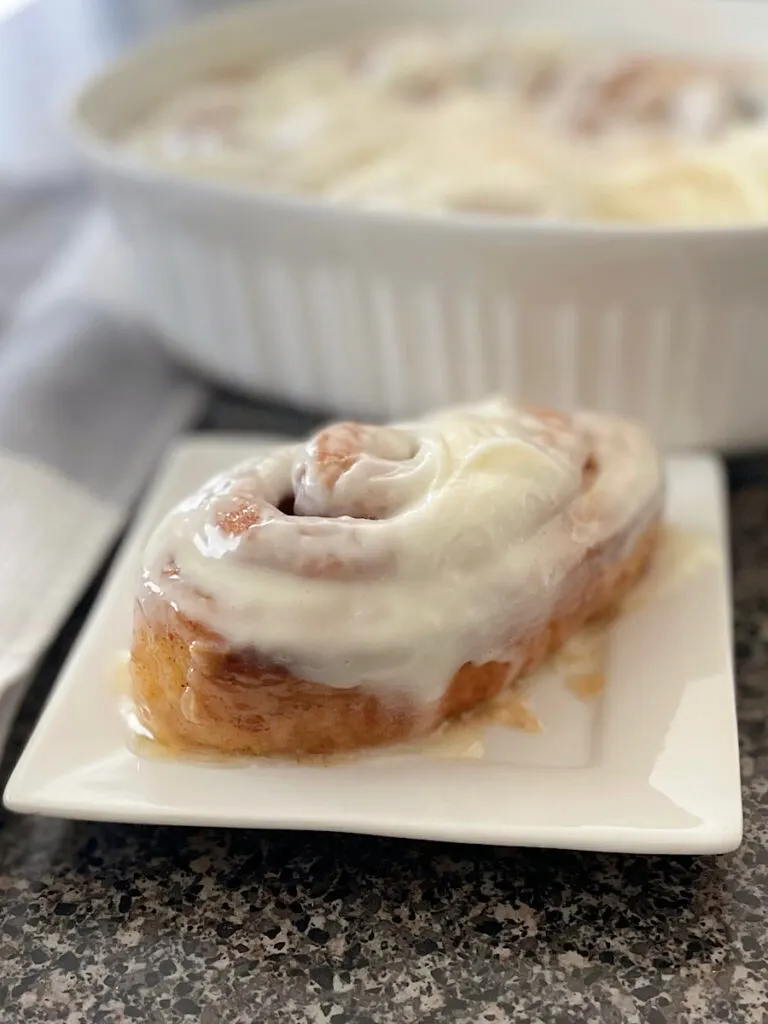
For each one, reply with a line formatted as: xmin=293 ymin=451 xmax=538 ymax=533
xmin=0 ymin=408 xmax=767 ymax=1024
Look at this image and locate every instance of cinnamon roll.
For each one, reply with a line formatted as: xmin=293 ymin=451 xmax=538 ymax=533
xmin=130 ymin=398 xmax=663 ymax=757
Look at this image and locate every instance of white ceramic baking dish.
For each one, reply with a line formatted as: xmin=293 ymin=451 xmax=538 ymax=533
xmin=72 ymin=0 xmax=768 ymax=449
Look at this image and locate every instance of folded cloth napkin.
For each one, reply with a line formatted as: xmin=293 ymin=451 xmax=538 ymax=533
xmin=0 ymin=188 xmax=205 ymax=753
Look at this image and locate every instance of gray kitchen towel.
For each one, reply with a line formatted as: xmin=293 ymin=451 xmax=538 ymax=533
xmin=0 ymin=192 xmax=205 ymax=748
xmin=0 ymin=177 xmax=89 ymax=335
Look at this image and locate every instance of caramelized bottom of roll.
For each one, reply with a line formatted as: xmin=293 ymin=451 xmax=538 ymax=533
xmin=129 ymin=519 xmax=660 ymax=758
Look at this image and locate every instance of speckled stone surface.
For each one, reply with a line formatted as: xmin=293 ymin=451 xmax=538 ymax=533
xmin=1 ymin=405 xmax=767 ymax=1024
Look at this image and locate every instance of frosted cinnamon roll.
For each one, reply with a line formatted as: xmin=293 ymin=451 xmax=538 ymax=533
xmin=130 ymin=398 xmax=663 ymax=757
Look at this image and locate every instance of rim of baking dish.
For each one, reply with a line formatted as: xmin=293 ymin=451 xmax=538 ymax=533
xmin=69 ymin=0 xmax=768 ymax=242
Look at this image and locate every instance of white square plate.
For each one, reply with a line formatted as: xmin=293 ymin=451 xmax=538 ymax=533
xmin=5 ymin=437 xmax=742 ymax=854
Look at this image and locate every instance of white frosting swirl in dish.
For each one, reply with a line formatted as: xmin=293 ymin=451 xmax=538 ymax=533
xmin=140 ymin=398 xmax=663 ymax=703
xmin=126 ymin=27 xmax=768 ymax=224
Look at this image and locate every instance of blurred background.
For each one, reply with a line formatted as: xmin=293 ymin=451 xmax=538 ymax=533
xmin=7 ymin=0 xmax=768 ymax=448
xmin=0 ymin=0 xmax=238 ymax=178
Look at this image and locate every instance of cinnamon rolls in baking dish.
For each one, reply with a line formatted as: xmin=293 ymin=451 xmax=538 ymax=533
xmin=130 ymin=399 xmax=663 ymax=757
xmin=127 ymin=28 xmax=768 ymax=224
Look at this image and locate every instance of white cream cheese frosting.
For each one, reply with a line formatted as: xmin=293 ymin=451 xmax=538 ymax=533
xmin=126 ymin=27 xmax=768 ymax=224
xmin=139 ymin=399 xmax=663 ymax=704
